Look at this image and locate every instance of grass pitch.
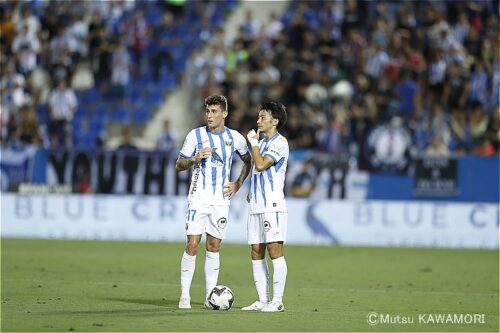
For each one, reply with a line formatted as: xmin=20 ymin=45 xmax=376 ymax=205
xmin=1 ymin=239 xmax=498 ymax=332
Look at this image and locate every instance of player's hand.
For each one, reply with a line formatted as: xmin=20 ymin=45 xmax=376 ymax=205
xmin=193 ymin=147 xmax=212 ymax=162
xmin=246 ymin=129 xmax=259 ymax=147
xmin=223 ymin=182 xmax=240 ymax=199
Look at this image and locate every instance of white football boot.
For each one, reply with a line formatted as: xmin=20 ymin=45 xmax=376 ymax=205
xmin=261 ymin=301 xmax=285 ymax=312
xmin=178 ymin=296 xmax=191 ymax=309
xmin=241 ymin=300 xmax=267 ymax=311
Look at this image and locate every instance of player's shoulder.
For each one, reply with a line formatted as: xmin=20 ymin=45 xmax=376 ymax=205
xmin=186 ymin=126 xmax=205 ymax=136
xmin=226 ymin=127 xmax=245 ymax=141
xmin=272 ymin=133 xmax=289 ymax=147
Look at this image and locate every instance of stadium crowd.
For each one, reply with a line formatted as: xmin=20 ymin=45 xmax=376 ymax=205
xmin=186 ymin=0 xmax=499 ymax=165
xmin=1 ymin=0 xmax=499 ymax=166
xmin=0 ymin=0 xmax=232 ymax=149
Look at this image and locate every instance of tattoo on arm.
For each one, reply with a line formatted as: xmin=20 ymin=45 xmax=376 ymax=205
xmin=176 ymin=156 xmax=195 ymax=172
xmin=236 ymin=153 xmax=252 ymax=185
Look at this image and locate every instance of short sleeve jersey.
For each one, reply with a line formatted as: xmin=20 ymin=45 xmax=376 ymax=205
xmin=249 ymin=132 xmax=289 ymax=214
xmin=179 ymin=126 xmax=248 ymax=206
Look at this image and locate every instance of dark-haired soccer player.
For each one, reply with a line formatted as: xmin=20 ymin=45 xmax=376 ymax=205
xmin=176 ymin=95 xmax=252 ymax=309
xmin=242 ymin=101 xmax=289 ymax=312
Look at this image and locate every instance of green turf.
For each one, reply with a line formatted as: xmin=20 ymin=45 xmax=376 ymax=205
xmin=1 ymin=239 xmax=498 ymax=332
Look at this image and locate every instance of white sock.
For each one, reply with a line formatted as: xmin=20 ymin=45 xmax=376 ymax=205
xmin=252 ymin=259 xmax=270 ymax=303
xmin=205 ymin=251 xmax=220 ymax=298
xmin=271 ymin=256 xmax=287 ymax=303
xmin=180 ymin=252 xmax=196 ymax=298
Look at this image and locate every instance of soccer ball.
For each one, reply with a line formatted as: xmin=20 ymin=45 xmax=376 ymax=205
xmin=207 ymin=285 xmax=234 ymax=310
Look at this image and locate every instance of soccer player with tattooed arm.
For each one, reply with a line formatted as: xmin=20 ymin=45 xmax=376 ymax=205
xmin=175 ymin=95 xmax=252 ymax=309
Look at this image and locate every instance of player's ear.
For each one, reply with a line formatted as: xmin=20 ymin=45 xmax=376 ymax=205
xmin=272 ymin=118 xmax=279 ymax=127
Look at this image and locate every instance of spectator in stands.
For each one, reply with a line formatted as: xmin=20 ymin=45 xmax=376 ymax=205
xmin=48 ymin=25 xmax=76 ymax=83
xmin=425 ymin=136 xmax=449 ymax=156
xmin=11 ymin=24 xmax=40 ymax=78
xmin=66 ymin=13 xmax=89 ymax=66
xmin=47 ymin=78 xmax=77 ymax=148
xmin=88 ymin=10 xmax=106 ymax=75
xmin=469 ymin=103 xmax=489 ymax=146
xmin=449 ymin=108 xmax=472 ymax=152
xmin=484 ymin=107 xmax=499 ymax=153
xmin=156 ymin=119 xmax=176 ymax=152
xmin=317 ymin=116 xmax=347 ymax=153
xmin=263 ymin=12 xmax=284 ymax=46
xmin=13 ymin=104 xmax=40 ymax=146
xmin=0 ymin=61 xmax=30 ymax=113
xmin=0 ymin=6 xmax=16 ymax=53
xmin=121 ymin=10 xmax=150 ymax=78
xmin=14 ymin=5 xmax=41 ymax=38
xmin=429 ymin=104 xmax=451 ymax=148
xmin=0 ymin=103 xmax=10 ymax=143
xmin=150 ymin=12 xmax=175 ymax=82
xmin=78 ymin=169 xmax=93 ymax=194
xmin=110 ymin=42 xmax=132 ymax=101
xmin=117 ymin=126 xmax=137 ymax=150
xmin=398 ymin=70 xmax=420 ymax=120
xmin=291 ymin=159 xmax=316 ymax=198
xmin=472 ymin=138 xmax=495 ymax=156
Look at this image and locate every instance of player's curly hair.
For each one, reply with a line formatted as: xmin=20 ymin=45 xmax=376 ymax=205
xmin=205 ymin=95 xmax=228 ymax=112
xmin=259 ymin=100 xmax=287 ymax=130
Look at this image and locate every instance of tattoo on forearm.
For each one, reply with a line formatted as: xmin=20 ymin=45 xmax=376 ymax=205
xmin=176 ymin=157 xmax=194 ymax=171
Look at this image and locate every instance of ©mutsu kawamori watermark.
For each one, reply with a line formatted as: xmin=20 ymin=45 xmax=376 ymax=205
xmin=366 ymin=312 xmax=486 ymax=326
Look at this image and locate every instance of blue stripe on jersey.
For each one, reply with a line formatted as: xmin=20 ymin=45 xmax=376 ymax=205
xmin=253 ymin=174 xmax=257 ymax=202
xmin=266 ymin=168 xmax=274 ymax=191
xmin=225 ymin=128 xmax=234 ymax=170
xmin=275 ymin=157 xmax=285 ymax=172
xmin=259 ymin=173 xmax=267 ymax=207
xmin=259 ymin=140 xmax=265 ymax=154
xmin=218 ymin=132 xmax=227 ymax=186
xmin=207 ymin=131 xmax=217 ymax=195
xmin=267 ymin=133 xmax=280 ymax=146
xmin=195 ymin=128 xmax=206 ymax=189
xmin=264 ymin=153 xmax=277 ymax=163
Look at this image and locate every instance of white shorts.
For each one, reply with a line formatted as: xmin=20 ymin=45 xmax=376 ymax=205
xmin=247 ymin=212 xmax=287 ymax=245
xmin=185 ymin=203 xmax=229 ymax=240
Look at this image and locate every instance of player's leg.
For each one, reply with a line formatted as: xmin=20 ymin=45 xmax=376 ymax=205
xmin=205 ymin=233 xmax=221 ymax=301
xmin=242 ymin=214 xmax=269 ymax=311
xmin=179 ymin=234 xmax=201 ymax=309
xmin=179 ymin=205 xmax=208 ymax=309
xmin=261 ymin=212 xmax=287 ymax=312
xmin=204 ymin=205 xmax=228 ymax=304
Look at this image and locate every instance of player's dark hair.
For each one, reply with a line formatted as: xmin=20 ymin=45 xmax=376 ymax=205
xmin=205 ymin=95 xmax=227 ymax=112
xmin=259 ymin=100 xmax=287 ymax=130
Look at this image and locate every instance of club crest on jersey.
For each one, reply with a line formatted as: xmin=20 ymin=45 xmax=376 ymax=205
xmin=211 ymin=148 xmax=225 ymax=166
xmin=217 ymin=217 xmax=227 ymax=229
xmin=263 ymin=221 xmax=271 ymax=232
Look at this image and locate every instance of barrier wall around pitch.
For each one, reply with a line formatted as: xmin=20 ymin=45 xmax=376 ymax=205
xmin=1 ymin=194 xmax=498 ymax=249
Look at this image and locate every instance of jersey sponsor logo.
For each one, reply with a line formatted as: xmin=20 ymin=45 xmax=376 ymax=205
xmin=273 ymin=203 xmax=277 ymax=207
xmin=225 ymin=140 xmax=232 ymax=146
xmin=263 ymin=221 xmax=271 ymax=232
xmin=269 ymin=149 xmax=280 ymax=155
xmin=190 ymin=165 xmax=200 ymax=194
xmin=217 ymin=217 xmax=227 ymax=229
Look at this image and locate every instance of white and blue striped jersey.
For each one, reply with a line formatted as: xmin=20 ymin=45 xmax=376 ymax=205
xmin=179 ymin=126 xmax=248 ymax=206
xmin=249 ymin=132 xmax=289 ymax=214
